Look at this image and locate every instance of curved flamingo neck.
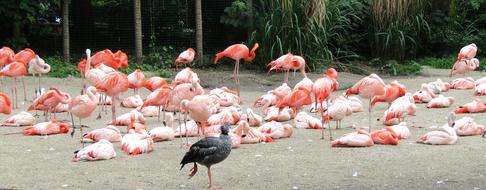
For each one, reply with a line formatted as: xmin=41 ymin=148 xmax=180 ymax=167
xmin=86 ymin=87 xmax=99 ymax=104
xmin=244 ymin=43 xmax=259 ymax=62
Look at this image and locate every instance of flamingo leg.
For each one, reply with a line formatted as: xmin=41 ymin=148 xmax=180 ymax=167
xmin=70 ymin=112 xmax=76 ymax=137
xmin=327 ymin=99 xmax=332 ymax=140
xmin=235 ymin=60 xmax=240 ymax=96
xmin=38 ymin=74 xmax=41 ymax=91
xmin=111 ymin=96 xmax=116 ymax=123
xmin=22 ymin=76 xmax=27 ymax=102
xmin=13 ymin=77 xmax=18 ymax=109
xmin=157 ymin=105 xmax=161 ymax=122
xmin=80 ymin=118 xmax=84 ymax=148
xmin=368 ymin=99 xmax=372 ymax=133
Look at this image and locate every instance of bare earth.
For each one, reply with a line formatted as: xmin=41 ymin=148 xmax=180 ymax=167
xmin=1 ymin=66 xmax=485 ymax=190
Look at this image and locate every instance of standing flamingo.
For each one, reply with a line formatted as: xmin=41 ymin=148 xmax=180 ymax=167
xmin=95 ymin=71 xmax=129 ymax=122
xmin=14 ymin=48 xmax=36 ymax=102
xmin=450 ymin=58 xmax=480 ymax=77
xmin=214 ymin=43 xmax=259 ymax=96
xmin=268 ymin=53 xmax=307 ymax=83
xmin=28 ymin=55 xmax=51 ymax=90
xmin=313 ymin=68 xmax=339 ymax=139
xmin=175 ymin=48 xmax=196 ymax=71
xmin=0 ymin=61 xmax=27 ymax=109
xmin=457 ymin=43 xmax=477 ymax=61
xmin=180 ymin=95 xmax=216 ymax=145
xmin=28 ymin=87 xmax=71 ymax=121
xmin=370 ymin=80 xmax=406 ymax=108
xmin=345 ymin=73 xmax=386 ymax=132
xmin=69 ymin=86 xmax=99 ymax=147
xmin=127 ymin=69 xmax=145 ymax=94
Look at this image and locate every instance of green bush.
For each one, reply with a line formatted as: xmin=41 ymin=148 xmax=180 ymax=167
xmin=380 ymin=60 xmax=422 ymax=76
xmin=44 ymin=56 xmax=80 ymax=78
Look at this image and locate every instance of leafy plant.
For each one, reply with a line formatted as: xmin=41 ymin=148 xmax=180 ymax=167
xmin=220 ymin=0 xmax=250 ymax=28
xmin=380 ymin=60 xmax=422 ymax=76
xmin=44 ymin=56 xmax=80 ymax=78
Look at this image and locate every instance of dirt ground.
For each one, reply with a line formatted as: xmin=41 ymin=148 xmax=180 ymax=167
xmin=1 ymin=66 xmax=486 ymax=190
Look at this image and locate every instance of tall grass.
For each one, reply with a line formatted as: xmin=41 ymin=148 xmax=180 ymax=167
xmin=371 ymin=0 xmax=430 ymax=61
xmin=250 ymin=0 xmax=366 ymax=71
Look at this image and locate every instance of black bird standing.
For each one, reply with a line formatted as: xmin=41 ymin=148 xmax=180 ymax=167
xmin=180 ymin=123 xmax=232 ymax=189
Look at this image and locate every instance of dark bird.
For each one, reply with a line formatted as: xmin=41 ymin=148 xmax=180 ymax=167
xmin=180 ymin=123 xmax=232 ymax=189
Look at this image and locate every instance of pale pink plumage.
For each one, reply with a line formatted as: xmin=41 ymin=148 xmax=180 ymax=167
xmin=82 ymin=125 xmax=122 ymax=143
xmin=1 ymin=111 xmax=35 ymax=126
xmin=331 ymin=129 xmax=374 ymax=147
xmin=121 ymin=95 xmax=143 ymax=108
xmin=258 ymin=121 xmax=293 ymax=139
xmin=293 ymin=112 xmax=322 ymax=129
xmin=72 ymin=139 xmax=116 ymax=162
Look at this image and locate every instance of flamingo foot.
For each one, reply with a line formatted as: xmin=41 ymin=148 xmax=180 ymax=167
xmin=96 ymin=113 xmax=102 ymax=120
xmin=209 ymin=184 xmax=222 ymax=190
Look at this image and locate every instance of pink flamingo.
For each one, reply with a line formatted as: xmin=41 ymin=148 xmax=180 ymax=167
xmin=313 ymin=68 xmax=338 ymax=138
xmin=121 ymin=130 xmax=154 ymax=155
xmin=23 ymin=118 xmax=70 ymax=136
xmin=258 ymin=121 xmax=293 ymax=139
xmin=412 ymin=83 xmax=437 ymax=103
xmin=346 ymin=73 xmax=386 ymax=132
xmin=149 ymin=114 xmax=175 ymax=142
xmin=246 ymin=108 xmax=263 ymax=126
xmin=121 ymin=95 xmax=143 ymax=108
xmin=164 ymin=75 xmax=205 ymax=112
xmin=82 ymin=125 xmax=122 ymax=143
xmin=264 ymin=106 xmax=295 ymax=122
xmin=426 ymin=95 xmax=455 ymax=108
xmin=452 ymin=116 xmax=485 ymax=136
xmin=95 ymin=71 xmax=129 ymax=122
xmin=0 ymin=47 xmax=14 ymax=67
xmin=139 ymin=86 xmax=172 ymax=121
xmin=0 ymin=92 xmax=12 ymax=115
xmin=451 ymin=58 xmax=480 ymax=77
xmin=2 ymin=111 xmax=35 ymax=126
xmin=69 ymin=86 xmax=99 ymax=146
xmin=14 ymin=48 xmax=36 ymax=101
xmin=417 ymin=113 xmax=457 ymax=145
xmin=28 ymin=87 xmax=70 ymax=121
xmin=331 ymin=129 xmax=374 ymax=147
xmin=387 ymin=122 xmax=410 ymax=139
xmin=127 ymin=69 xmax=145 ymax=94
xmin=109 ymin=110 xmax=145 ymax=126
xmin=175 ymin=48 xmax=196 ymax=71
xmin=370 ymin=128 xmax=399 ymax=145
xmin=142 ymin=76 xmax=169 ymax=92
xmin=252 ymin=91 xmax=277 ymax=115
xmin=214 ymin=43 xmax=259 ymax=96
xmin=456 ymin=43 xmax=477 ymax=61
xmin=450 ymin=77 xmax=475 ymax=90
xmin=72 ymin=139 xmax=116 ymax=162
xmin=294 ymin=112 xmax=322 ymax=129
xmin=235 ymin=120 xmax=272 ymax=144
xmin=28 ymin=55 xmax=51 ymax=90
xmin=454 ymin=98 xmax=486 ymax=114
xmin=90 ymin=49 xmax=128 ymax=70
xmin=172 ymin=68 xmax=199 ymax=86
xmin=0 ymin=61 xmax=27 ymax=109
xmin=267 ymin=53 xmax=307 ymax=82
xmin=370 ymin=80 xmax=406 ymax=108
xmin=322 ymin=96 xmax=353 ymax=138
xmin=180 ymin=95 xmax=218 ymax=145
xmin=294 ymin=77 xmax=314 ymax=93
xmin=383 ymin=93 xmax=416 ymax=126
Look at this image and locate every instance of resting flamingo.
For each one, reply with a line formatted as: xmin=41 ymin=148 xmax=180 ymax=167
xmin=214 ymin=43 xmax=259 ymax=96
xmin=127 ymin=69 xmax=145 ymax=94
xmin=175 ymin=48 xmax=196 ymax=71
xmin=28 ymin=55 xmax=51 ymax=90
xmin=0 ymin=92 xmax=12 ymax=115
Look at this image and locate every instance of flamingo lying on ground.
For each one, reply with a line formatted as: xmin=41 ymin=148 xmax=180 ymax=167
xmin=450 ymin=77 xmax=475 ymax=90
xmin=454 ymin=98 xmax=486 ymax=114
xmin=214 ymin=43 xmax=259 ymax=96
xmin=121 ymin=130 xmax=154 ymax=155
xmin=412 ymin=83 xmax=437 ymax=103
xmin=331 ymin=129 xmax=374 ymax=147
xmin=82 ymin=125 xmax=122 ymax=143
xmin=426 ymin=95 xmax=455 ymax=108
xmin=23 ymin=118 xmax=69 ymax=136
xmin=452 ymin=116 xmax=485 ymax=136
xmin=417 ymin=113 xmax=457 ymax=145
xmin=1 ymin=111 xmax=34 ymax=126
xmin=72 ymin=139 xmax=116 ymax=162
xmin=450 ymin=58 xmax=480 ymax=78
xmin=258 ymin=121 xmax=293 ymax=139
xmin=121 ymin=95 xmax=143 ymax=108
xmin=387 ymin=122 xmax=410 ymax=139
xmin=370 ymin=128 xmax=399 ymax=145
xmin=383 ymin=93 xmax=416 ymax=126
xmin=294 ymin=112 xmax=322 ymax=129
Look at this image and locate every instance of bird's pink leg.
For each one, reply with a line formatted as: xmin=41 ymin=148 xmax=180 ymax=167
xmin=22 ymin=76 xmax=27 ymax=102
xmin=368 ymin=99 xmax=372 ymax=133
xmin=188 ymin=163 xmax=198 ymax=178
xmin=235 ymin=60 xmax=240 ymax=96
xmin=13 ymin=77 xmax=18 ymax=109
xmin=327 ymin=99 xmax=333 ymax=140
xmin=207 ymin=167 xmax=220 ymax=190
xmin=111 ymin=96 xmax=116 ymax=123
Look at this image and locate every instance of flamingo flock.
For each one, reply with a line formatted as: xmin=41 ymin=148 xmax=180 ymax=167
xmin=0 ymin=43 xmax=484 ymax=189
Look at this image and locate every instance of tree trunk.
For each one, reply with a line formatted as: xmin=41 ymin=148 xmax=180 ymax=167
xmin=134 ymin=0 xmax=143 ymax=64
xmin=62 ymin=0 xmax=70 ymax=61
xmin=247 ymin=0 xmax=253 ymax=41
xmin=195 ymin=0 xmax=203 ymax=65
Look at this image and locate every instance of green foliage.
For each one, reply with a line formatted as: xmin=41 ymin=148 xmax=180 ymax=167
xmin=249 ymin=0 xmax=365 ymax=71
xmin=0 ymin=0 xmax=60 ymax=49
xmin=44 ymin=56 xmax=80 ymax=78
xmin=220 ymin=0 xmax=250 ymax=28
xmin=380 ymin=60 xmax=422 ymax=76
xmin=415 ymin=56 xmax=486 ymax=71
